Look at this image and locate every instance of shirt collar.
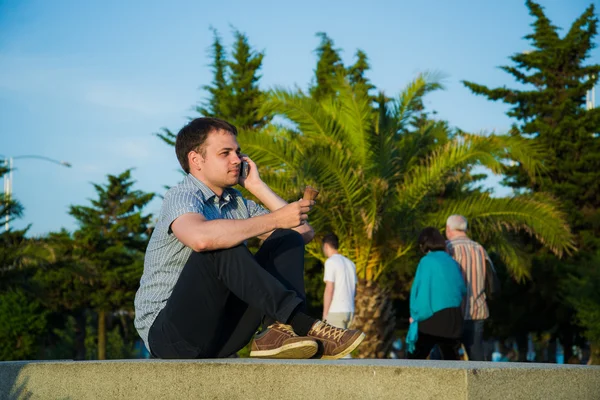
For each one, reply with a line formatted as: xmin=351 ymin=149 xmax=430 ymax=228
xmin=186 ymin=174 xmax=234 ymax=205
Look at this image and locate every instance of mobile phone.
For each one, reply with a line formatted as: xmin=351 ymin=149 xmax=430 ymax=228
xmin=241 ymin=161 xmax=249 ymax=179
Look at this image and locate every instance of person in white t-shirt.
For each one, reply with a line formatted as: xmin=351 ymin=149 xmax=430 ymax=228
xmin=322 ymin=233 xmax=357 ymax=329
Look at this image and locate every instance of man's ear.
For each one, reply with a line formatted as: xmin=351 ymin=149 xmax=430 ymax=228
xmin=188 ymin=150 xmax=204 ymax=171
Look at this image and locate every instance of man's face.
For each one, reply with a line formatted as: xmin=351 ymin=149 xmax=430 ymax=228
xmin=195 ymin=130 xmax=242 ymax=190
xmin=445 ymin=225 xmax=451 ymax=239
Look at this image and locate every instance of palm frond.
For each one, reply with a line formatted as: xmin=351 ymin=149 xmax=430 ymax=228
xmin=398 ymin=135 xmax=507 ymax=210
xmin=320 ymin=76 xmax=375 ymax=167
xmin=424 ymin=193 xmax=575 ymax=259
xmin=263 ymin=88 xmax=345 ymax=147
xmin=392 ymin=72 xmax=445 ymax=130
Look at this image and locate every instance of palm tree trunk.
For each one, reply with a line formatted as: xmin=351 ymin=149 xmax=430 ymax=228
xmin=351 ymin=279 xmax=396 ymax=358
xmin=98 ymin=309 xmax=106 ymax=360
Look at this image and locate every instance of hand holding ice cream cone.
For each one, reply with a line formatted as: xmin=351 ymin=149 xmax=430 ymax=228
xmin=303 ymin=185 xmax=319 ymax=201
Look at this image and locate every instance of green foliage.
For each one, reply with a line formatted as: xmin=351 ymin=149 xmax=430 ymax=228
xmin=310 ymin=33 xmax=375 ymax=102
xmin=0 ymin=289 xmax=48 ymax=361
xmin=43 ymin=315 xmax=78 ymax=360
xmin=157 ymin=29 xmax=269 ymax=149
xmin=197 ymin=27 xmax=229 ymax=123
xmin=463 ymin=0 xmax=600 ymax=355
xmin=68 ymin=169 xmax=153 ymax=311
xmin=346 ymin=50 xmax=376 ymax=101
xmin=463 ymin=0 xmax=600 ymax=252
xmin=304 ymin=258 xmax=326 ymax=316
xmin=244 ymin=73 xmax=574 ymax=288
xmin=197 ymin=28 xmax=269 ymax=130
xmin=68 ymin=169 xmax=153 ymax=358
xmin=310 ymin=32 xmax=345 ymax=100
xmin=566 ymin=253 xmax=600 ymax=345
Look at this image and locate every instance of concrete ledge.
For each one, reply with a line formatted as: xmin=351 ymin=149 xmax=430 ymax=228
xmin=1 ymin=359 xmax=599 ymax=400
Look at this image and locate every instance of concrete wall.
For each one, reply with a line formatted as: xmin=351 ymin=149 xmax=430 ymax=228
xmin=1 ymin=359 xmax=599 ymax=400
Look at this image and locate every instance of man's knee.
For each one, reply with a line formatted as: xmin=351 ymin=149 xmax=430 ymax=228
xmin=186 ymin=244 xmax=253 ymax=274
xmin=268 ymin=228 xmax=305 ymax=247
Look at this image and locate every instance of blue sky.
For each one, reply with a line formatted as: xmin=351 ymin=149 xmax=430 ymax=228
xmin=0 ymin=0 xmax=597 ymax=235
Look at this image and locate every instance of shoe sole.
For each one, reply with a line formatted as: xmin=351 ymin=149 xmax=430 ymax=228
xmin=250 ymin=340 xmax=318 ymax=359
xmin=320 ymin=332 xmax=366 ymax=360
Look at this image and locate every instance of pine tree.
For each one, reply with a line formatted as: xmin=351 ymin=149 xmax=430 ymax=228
xmin=197 ymin=28 xmax=232 ymax=122
xmin=309 ymin=32 xmax=345 ymax=100
xmin=196 ymin=29 xmax=268 ymax=130
xmin=158 ymin=29 xmax=268 ymax=147
xmin=69 ymin=170 xmax=154 ymax=360
xmin=226 ymin=30 xmax=268 ymax=129
xmin=463 ymin=0 xmax=600 ymax=362
xmin=463 ymin=0 xmax=600 ymax=252
xmin=346 ymin=50 xmax=375 ymax=99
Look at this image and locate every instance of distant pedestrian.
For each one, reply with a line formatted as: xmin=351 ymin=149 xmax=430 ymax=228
xmin=321 ymin=233 xmax=357 ymax=330
xmin=407 ymin=227 xmax=466 ymax=360
xmin=446 ymin=214 xmax=497 ymax=361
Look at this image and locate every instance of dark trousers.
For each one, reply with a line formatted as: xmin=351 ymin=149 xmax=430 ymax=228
xmin=462 ymin=319 xmax=485 ymax=361
xmin=408 ymin=333 xmax=461 ymax=360
xmin=148 ymin=229 xmax=306 ymax=359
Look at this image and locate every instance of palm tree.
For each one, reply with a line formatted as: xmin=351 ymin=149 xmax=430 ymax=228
xmin=239 ymin=74 xmax=575 ymax=358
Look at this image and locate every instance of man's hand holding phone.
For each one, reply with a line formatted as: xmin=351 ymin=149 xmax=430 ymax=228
xmin=238 ymin=155 xmax=261 ymax=189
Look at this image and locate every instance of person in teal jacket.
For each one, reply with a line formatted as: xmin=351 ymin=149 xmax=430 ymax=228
xmin=407 ymin=227 xmax=467 ymax=360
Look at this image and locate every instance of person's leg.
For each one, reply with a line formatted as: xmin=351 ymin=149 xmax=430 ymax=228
xmin=214 ymin=229 xmax=310 ymax=357
xmin=462 ymin=320 xmax=475 ymax=361
xmin=469 ymin=320 xmax=485 ymax=361
xmin=429 ymin=345 xmax=442 ymax=360
xmin=197 ymin=229 xmax=364 ymax=360
xmin=326 ymin=313 xmax=350 ymax=329
xmin=408 ymin=333 xmax=437 ymax=360
xmin=149 ymin=234 xmax=305 ymax=359
xmin=437 ymin=338 xmax=461 ymax=361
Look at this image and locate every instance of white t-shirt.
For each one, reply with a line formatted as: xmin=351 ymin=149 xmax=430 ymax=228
xmin=323 ymin=254 xmax=357 ymax=313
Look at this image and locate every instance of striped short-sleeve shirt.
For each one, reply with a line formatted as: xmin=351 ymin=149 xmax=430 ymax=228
xmin=134 ymin=174 xmax=269 ymax=350
xmin=446 ymin=237 xmax=494 ymax=321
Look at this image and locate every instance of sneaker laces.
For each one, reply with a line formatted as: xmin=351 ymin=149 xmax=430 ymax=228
xmin=272 ymin=323 xmax=297 ymax=336
xmin=311 ymin=321 xmax=345 ymax=342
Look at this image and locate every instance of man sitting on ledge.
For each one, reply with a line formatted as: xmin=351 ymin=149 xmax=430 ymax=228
xmin=134 ymin=117 xmax=365 ymax=359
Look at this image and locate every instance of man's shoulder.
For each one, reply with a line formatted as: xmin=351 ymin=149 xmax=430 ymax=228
xmin=165 ymin=177 xmax=193 ymax=193
xmin=340 ymin=254 xmax=355 ymax=266
xmin=327 ymin=254 xmax=354 ymax=267
xmin=163 ymin=178 xmax=203 ymax=200
xmin=448 ymin=237 xmax=482 ymax=248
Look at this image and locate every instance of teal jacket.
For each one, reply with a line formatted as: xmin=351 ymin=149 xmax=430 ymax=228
xmin=407 ymin=251 xmax=466 ymax=353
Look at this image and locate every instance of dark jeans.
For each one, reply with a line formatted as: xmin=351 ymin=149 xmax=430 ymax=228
xmin=462 ymin=319 xmax=485 ymax=361
xmin=148 ymin=229 xmax=306 ymax=359
xmin=408 ymin=332 xmax=461 ymax=360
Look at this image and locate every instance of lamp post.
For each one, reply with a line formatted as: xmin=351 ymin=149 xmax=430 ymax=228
xmin=1 ymin=154 xmax=72 ymax=231
xmin=586 ymin=74 xmax=596 ymax=111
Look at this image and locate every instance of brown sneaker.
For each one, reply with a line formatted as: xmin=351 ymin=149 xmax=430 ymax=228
xmin=307 ymin=321 xmax=365 ymax=360
xmin=249 ymin=323 xmax=318 ymax=359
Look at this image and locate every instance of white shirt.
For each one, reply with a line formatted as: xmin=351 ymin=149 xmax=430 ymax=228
xmin=323 ymin=254 xmax=357 ymax=313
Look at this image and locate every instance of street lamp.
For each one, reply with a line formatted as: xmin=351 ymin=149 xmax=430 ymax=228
xmin=586 ymin=74 xmax=596 ymax=111
xmin=1 ymin=154 xmax=72 ymax=231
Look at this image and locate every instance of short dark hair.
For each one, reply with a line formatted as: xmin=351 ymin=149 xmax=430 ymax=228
xmin=417 ymin=227 xmax=447 ymax=254
xmin=322 ymin=233 xmax=339 ymax=249
xmin=175 ymin=117 xmax=238 ymax=173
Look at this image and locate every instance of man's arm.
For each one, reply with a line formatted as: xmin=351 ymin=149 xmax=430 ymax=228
xmin=171 ymin=199 xmax=311 ymax=252
xmin=323 ymin=281 xmax=334 ymax=320
xmin=249 ymin=181 xmax=314 ymax=243
xmin=241 ymin=156 xmax=314 ymax=243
